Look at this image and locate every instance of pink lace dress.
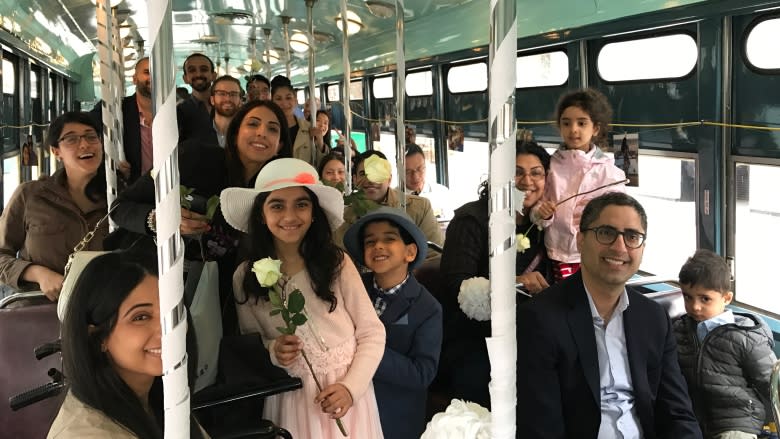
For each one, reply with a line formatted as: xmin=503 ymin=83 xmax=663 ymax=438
xmin=234 ymin=260 xmax=386 ymax=439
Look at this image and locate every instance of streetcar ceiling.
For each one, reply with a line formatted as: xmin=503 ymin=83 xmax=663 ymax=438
xmin=0 ymin=0 xmax=707 ymax=84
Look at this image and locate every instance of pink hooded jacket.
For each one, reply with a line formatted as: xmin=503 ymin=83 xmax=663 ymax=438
xmin=532 ymin=145 xmax=626 ymax=263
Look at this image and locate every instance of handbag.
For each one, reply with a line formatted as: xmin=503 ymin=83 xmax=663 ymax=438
xmin=185 ymin=258 xmax=223 ymax=393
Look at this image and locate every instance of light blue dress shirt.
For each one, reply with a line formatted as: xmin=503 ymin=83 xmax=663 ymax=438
xmin=696 ymin=309 xmax=735 ymax=341
xmin=585 ymin=287 xmax=644 ymax=439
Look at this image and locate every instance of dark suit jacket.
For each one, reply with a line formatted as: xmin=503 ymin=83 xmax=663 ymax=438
xmin=176 ymin=95 xmax=218 ymax=147
xmin=362 ymin=273 xmax=443 ymax=439
xmin=90 ymin=94 xmax=143 ymax=183
xmin=516 ymin=272 xmax=702 ymax=439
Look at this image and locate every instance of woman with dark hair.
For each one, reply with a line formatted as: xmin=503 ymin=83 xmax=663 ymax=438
xmin=0 ymin=112 xmax=108 ymax=301
xmin=110 ymin=100 xmax=291 ymax=335
xmin=315 ymin=109 xmax=332 ymax=149
xmin=271 ymin=75 xmax=327 ymax=166
xmin=50 ymin=249 xmax=207 ymax=438
xmin=317 ymin=151 xmax=347 ymax=185
xmin=438 ymin=140 xmax=553 ymax=408
xmin=221 ymin=158 xmax=385 ymax=438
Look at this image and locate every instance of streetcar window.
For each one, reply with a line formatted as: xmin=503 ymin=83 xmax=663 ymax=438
xmin=326 ymin=83 xmax=340 ymax=102
xmin=350 ymin=80 xmax=363 ymax=100
xmin=2 ymin=58 xmax=14 ymax=94
xmin=447 ymin=63 xmax=487 ymax=93
xmin=296 ymin=89 xmax=306 ymax=104
xmin=597 ymin=34 xmax=697 ymax=82
xmin=30 ymin=70 xmax=38 ymax=99
xmin=734 ymin=163 xmax=780 ymax=314
xmin=516 ymin=51 xmax=568 ymax=88
xmin=745 ymin=17 xmax=780 ymax=70
xmin=373 ymin=76 xmax=393 ymax=99
xmin=406 ymin=70 xmax=433 ymax=96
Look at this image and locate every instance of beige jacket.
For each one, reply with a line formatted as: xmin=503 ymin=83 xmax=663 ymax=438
xmin=291 ymin=117 xmax=326 ymax=167
xmin=0 ymin=169 xmax=107 ymax=290
xmin=334 ymin=188 xmax=444 ymax=253
xmin=48 ymin=392 xmax=137 ymax=438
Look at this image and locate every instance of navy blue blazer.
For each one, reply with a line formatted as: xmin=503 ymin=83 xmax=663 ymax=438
xmin=361 ymin=273 xmax=443 ymax=439
xmin=516 ymin=272 xmax=702 ymax=439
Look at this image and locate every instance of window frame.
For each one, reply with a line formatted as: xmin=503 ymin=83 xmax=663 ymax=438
xmin=596 ymin=30 xmax=699 ymax=84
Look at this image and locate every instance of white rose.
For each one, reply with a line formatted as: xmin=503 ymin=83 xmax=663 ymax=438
xmin=363 ymin=154 xmax=391 ymax=183
xmin=516 ymin=233 xmax=531 ymax=254
xmin=457 ymin=277 xmax=491 ymax=321
xmin=251 ymin=258 xmax=283 ymax=287
xmin=421 ymin=399 xmax=492 ymax=439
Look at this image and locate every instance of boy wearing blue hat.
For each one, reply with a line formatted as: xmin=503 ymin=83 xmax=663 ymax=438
xmin=344 ymin=207 xmax=443 ymax=439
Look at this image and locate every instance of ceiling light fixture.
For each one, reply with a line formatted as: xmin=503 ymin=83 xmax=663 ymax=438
xmin=289 ymin=32 xmax=310 ymax=52
xmin=335 ymin=10 xmax=363 ymax=36
xmin=365 ymin=1 xmax=394 ymax=19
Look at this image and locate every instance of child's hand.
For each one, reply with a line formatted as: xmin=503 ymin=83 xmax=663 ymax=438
xmin=536 ymin=200 xmax=556 ymax=220
xmin=180 ymin=207 xmax=211 ymax=235
xmin=315 ymin=383 xmax=353 ymax=419
xmin=273 ymin=334 xmax=302 ymax=366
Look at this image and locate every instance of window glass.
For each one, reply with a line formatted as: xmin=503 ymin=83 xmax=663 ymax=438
xmin=447 ymin=63 xmax=487 ymax=93
xmin=326 ymin=83 xmax=340 ymax=102
xmin=734 ymin=163 xmax=780 ymax=313
xmin=373 ymin=76 xmax=393 ymax=99
xmin=745 ymin=17 xmax=780 ymax=70
xmin=625 ymin=154 xmax=697 ymax=278
xmin=2 ymin=58 xmax=14 ymax=94
xmin=406 ymin=70 xmax=433 ymax=96
xmin=350 ymin=80 xmax=363 ymax=101
xmin=3 ymin=156 xmax=19 ymax=207
xmin=516 ymin=51 xmax=568 ymax=88
xmin=598 ymin=34 xmax=697 ymax=81
xmin=296 ymin=89 xmax=305 ymax=104
xmin=446 ymin=139 xmax=489 ymax=208
xmin=30 ymin=70 xmax=38 ymax=99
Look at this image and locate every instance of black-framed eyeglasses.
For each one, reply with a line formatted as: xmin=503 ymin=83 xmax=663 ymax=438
xmin=583 ymin=225 xmax=646 ymax=249
xmin=213 ymin=90 xmax=241 ymax=99
xmin=58 ymin=132 xmax=101 ymax=148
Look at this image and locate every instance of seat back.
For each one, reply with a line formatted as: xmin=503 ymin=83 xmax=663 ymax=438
xmin=413 ymin=254 xmax=442 ymax=300
xmin=0 ymin=294 xmax=64 ymax=439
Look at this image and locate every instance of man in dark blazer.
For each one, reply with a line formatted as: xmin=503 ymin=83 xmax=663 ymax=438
xmin=517 ymin=192 xmax=701 ymax=439
xmin=91 ymin=57 xmax=151 ymax=184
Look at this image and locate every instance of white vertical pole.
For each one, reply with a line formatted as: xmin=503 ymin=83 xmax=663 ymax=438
xmin=95 ymin=0 xmax=123 ymax=230
xmin=487 ymin=0 xmax=517 ymax=438
xmin=339 ymin=0 xmax=353 ymax=194
xmin=394 ymin=0 xmax=406 ymax=208
xmin=306 ymin=0 xmax=318 ymax=164
xmin=147 ymin=0 xmax=189 ymax=436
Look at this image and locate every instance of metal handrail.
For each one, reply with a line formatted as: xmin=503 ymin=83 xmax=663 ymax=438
xmin=771 ymin=359 xmax=780 ymax=430
xmin=0 ymin=291 xmax=46 ymax=309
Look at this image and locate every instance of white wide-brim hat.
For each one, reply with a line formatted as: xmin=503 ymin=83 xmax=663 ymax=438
xmin=220 ymin=158 xmax=345 ymax=233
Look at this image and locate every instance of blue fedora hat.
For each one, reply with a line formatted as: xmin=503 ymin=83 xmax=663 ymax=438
xmin=343 ymin=206 xmax=428 ymax=270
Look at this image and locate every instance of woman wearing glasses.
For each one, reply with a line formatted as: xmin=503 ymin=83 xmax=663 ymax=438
xmin=0 ymin=112 xmax=108 ymax=301
xmin=437 ymin=140 xmax=553 ymax=409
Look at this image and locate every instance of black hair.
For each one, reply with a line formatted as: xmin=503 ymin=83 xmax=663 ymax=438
xmin=555 ymin=88 xmax=613 ymax=149
xmin=210 ymin=75 xmax=243 ymax=95
xmin=317 ymin=151 xmax=345 ymax=179
xmin=579 ymin=192 xmax=647 ymax=233
xmin=240 ymin=187 xmax=343 ymax=312
xmin=479 ymin=140 xmax=550 ymax=200
xmin=183 ymin=53 xmax=215 ymax=72
xmin=270 ymin=75 xmax=294 ymax=96
xmin=353 ymin=149 xmax=388 ymax=176
xmin=678 ymin=249 xmax=731 ymax=294
xmin=316 ymin=110 xmax=332 ymax=147
xmin=405 ymin=143 xmax=424 ymax=158
xmin=246 ymin=74 xmax=270 ymax=88
xmin=47 ymin=111 xmax=107 ymax=203
xmin=224 ymin=100 xmax=291 ymax=187
xmin=61 ymin=249 xmax=162 ymax=439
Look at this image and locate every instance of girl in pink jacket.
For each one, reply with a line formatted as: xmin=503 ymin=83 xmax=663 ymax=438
xmin=533 ymin=88 xmax=627 ymax=281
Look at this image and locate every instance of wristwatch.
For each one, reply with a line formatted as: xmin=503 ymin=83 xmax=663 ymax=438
xmin=146 ymin=209 xmax=157 ymax=234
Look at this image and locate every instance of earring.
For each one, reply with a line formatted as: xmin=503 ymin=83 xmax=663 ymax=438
xmin=312 ymin=218 xmax=315 ymax=223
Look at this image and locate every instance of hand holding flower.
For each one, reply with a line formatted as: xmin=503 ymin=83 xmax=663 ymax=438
xmin=273 ymin=334 xmax=303 ymax=366
xmin=180 ymin=207 xmax=211 ymax=236
xmin=535 ymin=200 xmax=556 ymax=221
xmin=315 ymin=383 xmax=354 ymax=419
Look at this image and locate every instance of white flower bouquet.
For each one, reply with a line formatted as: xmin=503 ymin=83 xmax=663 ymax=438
xmin=421 ymin=399 xmax=492 ymax=439
xmin=457 ymin=276 xmax=491 ymax=321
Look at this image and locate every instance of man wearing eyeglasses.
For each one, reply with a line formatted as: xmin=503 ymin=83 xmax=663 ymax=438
xmin=209 ymin=76 xmax=243 ymax=148
xmin=516 ymin=192 xmax=701 ymax=439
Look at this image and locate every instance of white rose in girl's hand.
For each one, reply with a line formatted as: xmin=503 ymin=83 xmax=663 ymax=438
xmin=363 ymin=154 xmax=392 ymax=183
xmin=457 ymin=277 xmax=491 ymax=321
xmin=251 ymin=258 xmax=283 ymax=287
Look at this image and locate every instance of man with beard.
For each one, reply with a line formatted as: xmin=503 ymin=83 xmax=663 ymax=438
xmin=177 ymin=53 xmax=217 ymax=144
xmin=209 ymin=76 xmax=242 ymax=148
xmin=90 ymin=57 xmax=151 ymax=184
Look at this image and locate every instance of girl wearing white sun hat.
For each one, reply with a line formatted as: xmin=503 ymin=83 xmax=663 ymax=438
xmin=221 ymin=158 xmax=386 ymax=438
